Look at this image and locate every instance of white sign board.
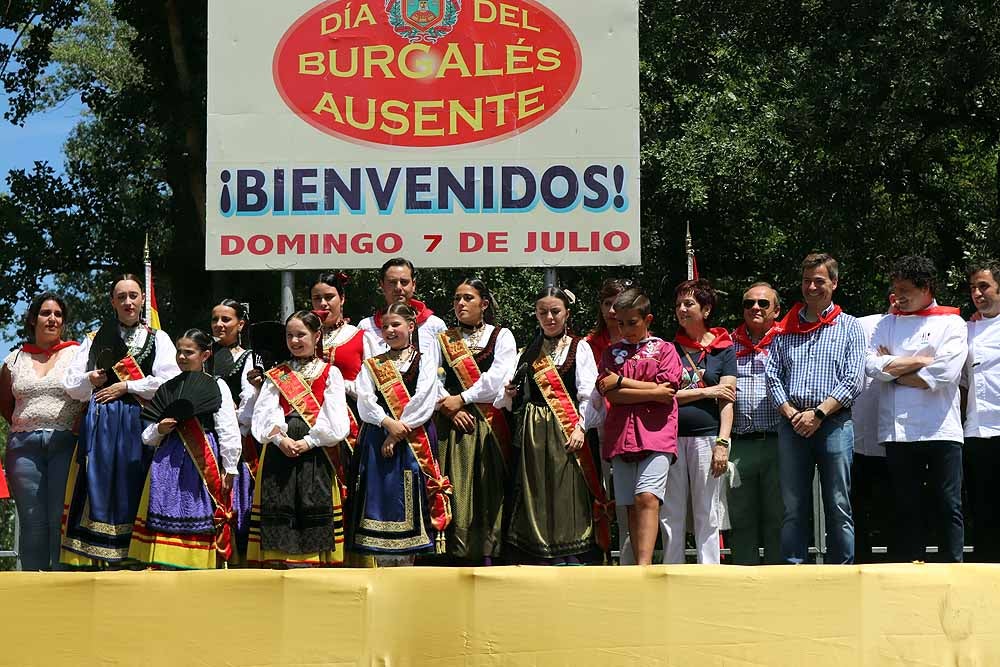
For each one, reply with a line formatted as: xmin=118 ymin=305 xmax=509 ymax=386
xmin=206 ymin=0 xmax=640 ymax=269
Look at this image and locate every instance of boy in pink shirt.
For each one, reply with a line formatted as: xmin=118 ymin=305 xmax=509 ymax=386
xmin=597 ymin=288 xmax=682 ymax=565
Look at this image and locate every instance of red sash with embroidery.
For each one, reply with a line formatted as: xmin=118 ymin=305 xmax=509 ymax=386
xmin=265 ymin=364 xmax=349 ymax=500
xmin=365 ymin=355 xmax=452 ymax=531
xmin=530 ymin=355 xmax=613 ymax=553
xmin=175 ymin=418 xmax=233 ymax=559
xmin=438 ymin=329 xmax=513 ymax=463
xmin=111 ymin=354 xmax=147 ymax=405
xmin=241 ymin=434 xmax=260 ymax=480
xmin=112 ymin=355 xmax=145 ymax=383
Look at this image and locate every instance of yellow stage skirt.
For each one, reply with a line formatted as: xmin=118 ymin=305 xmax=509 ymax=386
xmin=2 ymin=564 xmax=999 ymax=665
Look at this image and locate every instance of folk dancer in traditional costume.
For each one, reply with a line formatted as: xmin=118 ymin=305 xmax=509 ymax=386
xmin=249 ymin=311 xmax=350 ymax=567
xmin=499 ymin=287 xmax=609 ymax=564
xmin=128 ymin=329 xmax=241 ymax=568
xmin=207 ymin=299 xmax=260 ymax=563
xmin=61 ymin=274 xmax=180 ymax=566
xmin=309 ymin=271 xmax=376 ymax=566
xmin=352 ymin=303 xmax=451 ymax=566
xmin=357 ymin=257 xmax=446 ymax=356
xmin=309 ymin=274 xmax=367 ymax=498
xmin=435 ymin=278 xmax=516 ymax=564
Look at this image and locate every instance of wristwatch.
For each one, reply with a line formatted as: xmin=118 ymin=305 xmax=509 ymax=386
xmin=715 ymin=437 xmax=731 ymax=449
xmin=812 ymin=407 xmax=827 ymax=421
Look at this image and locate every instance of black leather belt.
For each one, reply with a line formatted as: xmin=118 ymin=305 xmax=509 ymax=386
xmin=737 ymin=431 xmax=778 ymax=440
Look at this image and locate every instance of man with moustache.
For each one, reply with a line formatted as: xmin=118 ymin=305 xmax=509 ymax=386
xmin=765 ymin=253 xmax=866 ymax=564
xmin=866 ymin=256 xmax=966 ymax=562
xmin=962 ymin=259 xmax=1000 ymax=561
xmin=728 ymin=282 xmax=784 ymax=565
xmin=358 ymin=257 xmax=447 ymax=355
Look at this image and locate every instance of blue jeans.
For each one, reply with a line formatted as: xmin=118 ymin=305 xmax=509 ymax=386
xmin=5 ymin=430 xmax=76 ymax=570
xmin=777 ymin=413 xmax=854 ymax=564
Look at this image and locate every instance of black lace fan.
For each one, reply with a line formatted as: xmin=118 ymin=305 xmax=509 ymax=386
xmin=141 ymin=371 xmax=222 ymax=423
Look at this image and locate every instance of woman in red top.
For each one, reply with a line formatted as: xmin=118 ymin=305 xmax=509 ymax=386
xmin=585 ymin=278 xmax=630 ymax=559
xmin=585 ymin=279 xmax=631 ymax=367
xmin=310 ymin=272 xmax=369 ymax=562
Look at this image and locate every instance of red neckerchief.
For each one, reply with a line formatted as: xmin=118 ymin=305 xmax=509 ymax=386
xmin=777 ymin=303 xmax=841 ymax=335
xmin=373 ymin=299 xmax=434 ymax=329
xmin=21 ymin=341 xmax=79 ymax=358
xmin=674 ymin=327 xmax=734 ymax=362
xmin=732 ymin=323 xmax=780 ymax=357
xmin=891 ymin=304 xmax=960 ymax=317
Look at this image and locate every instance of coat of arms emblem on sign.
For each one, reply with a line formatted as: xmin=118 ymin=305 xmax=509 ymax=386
xmin=386 ymin=0 xmax=462 ymax=43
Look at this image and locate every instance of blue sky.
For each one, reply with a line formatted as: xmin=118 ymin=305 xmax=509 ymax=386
xmin=0 ymin=93 xmax=83 ymax=193
xmin=0 ymin=92 xmax=84 ymax=356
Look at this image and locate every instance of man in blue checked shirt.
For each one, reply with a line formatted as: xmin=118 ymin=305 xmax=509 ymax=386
xmin=765 ymin=253 xmax=866 ymax=564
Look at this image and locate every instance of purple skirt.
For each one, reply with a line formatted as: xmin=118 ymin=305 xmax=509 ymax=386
xmin=234 ymin=458 xmax=253 ymax=554
xmin=146 ymin=432 xmax=222 ymax=535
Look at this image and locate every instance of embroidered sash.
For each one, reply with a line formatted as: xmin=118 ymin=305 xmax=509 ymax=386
xmin=112 ymin=355 xmax=145 ymax=383
xmin=265 ymin=364 xmax=349 ymax=500
xmin=365 ymin=355 xmax=452 ymax=532
xmin=531 ymin=355 xmax=614 ymax=553
xmin=175 ymin=419 xmax=233 ymax=559
xmin=438 ymin=329 xmax=513 ymax=462
xmin=111 ymin=355 xmax=147 ymax=405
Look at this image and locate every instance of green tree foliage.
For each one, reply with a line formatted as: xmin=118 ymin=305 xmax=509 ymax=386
xmin=638 ymin=0 xmax=1000 ymax=326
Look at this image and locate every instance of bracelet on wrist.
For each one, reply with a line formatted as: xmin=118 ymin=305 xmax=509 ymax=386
xmin=715 ymin=437 xmax=731 ymax=449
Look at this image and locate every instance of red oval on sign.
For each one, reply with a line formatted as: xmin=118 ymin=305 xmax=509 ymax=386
xmin=273 ymin=0 xmax=582 ymax=149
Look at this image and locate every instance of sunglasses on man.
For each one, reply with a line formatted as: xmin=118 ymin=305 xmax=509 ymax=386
xmin=742 ymin=299 xmax=771 ymax=309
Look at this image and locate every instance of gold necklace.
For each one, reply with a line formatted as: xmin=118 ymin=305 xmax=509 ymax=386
xmin=541 ymin=334 xmax=569 ymax=362
xmin=290 ymin=357 xmax=323 ymax=380
xmin=385 ymin=345 xmax=415 ymax=369
xmin=461 ymin=321 xmax=487 ymax=350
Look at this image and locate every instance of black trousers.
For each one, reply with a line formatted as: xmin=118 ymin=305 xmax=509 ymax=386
xmin=885 ymin=441 xmax=964 ymax=563
xmin=851 ymin=453 xmax=893 ymax=564
xmin=963 ymin=437 xmax=1000 ymax=562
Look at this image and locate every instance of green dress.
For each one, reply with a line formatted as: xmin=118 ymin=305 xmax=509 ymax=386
xmin=436 ymin=327 xmax=513 ymax=561
xmin=506 ymin=337 xmax=595 ymax=560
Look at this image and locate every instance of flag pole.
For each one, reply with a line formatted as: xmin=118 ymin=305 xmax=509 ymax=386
xmin=144 ymin=234 xmax=152 ymax=324
xmin=685 ymin=221 xmax=694 ymax=281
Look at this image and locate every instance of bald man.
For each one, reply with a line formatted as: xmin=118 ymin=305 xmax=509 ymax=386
xmin=728 ymin=282 xmax=784 ymax=564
